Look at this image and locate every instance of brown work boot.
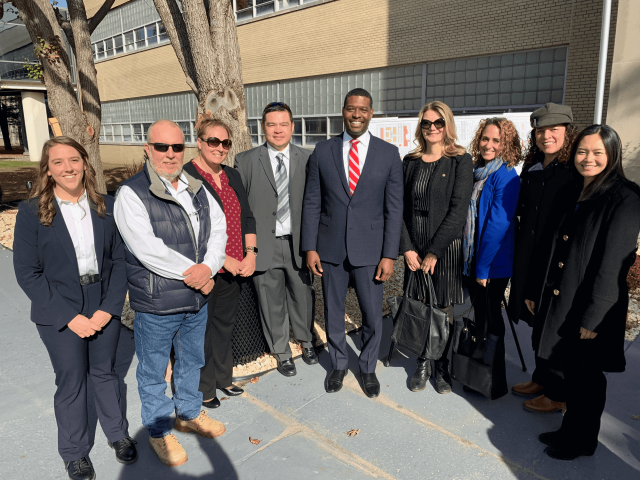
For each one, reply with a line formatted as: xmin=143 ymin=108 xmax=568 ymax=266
xmin=512 ymin=381 xmax=544 ymax=397
xmin=148 ymin=434 xmax=188 ymax=467
xmin=175 ymin=410 xmax=226 ymax=438
xmin=523 ymin=395 xmax=566 ymax=414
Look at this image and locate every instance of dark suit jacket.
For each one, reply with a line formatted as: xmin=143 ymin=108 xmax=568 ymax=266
xmin=183 ymin=161 xmax=256 ymax=252
xmin=301 ymin=134 xmax=404 ymax=266
xmin=13 ymin=195 xmax=128 ymax=331
xmin=235 ymin=143 xmax=311 ymax=271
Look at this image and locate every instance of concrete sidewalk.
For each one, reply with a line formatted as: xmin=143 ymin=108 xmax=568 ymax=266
xmin=1 ymin=247 xmax=639 ymax=480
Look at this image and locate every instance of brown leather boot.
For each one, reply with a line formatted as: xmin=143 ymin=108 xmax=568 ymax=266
xmin=511 ymin=381 xmax=544 ymax=397
xmin=175 ymin=410 xmax=226 ymax=438
xmin=148 ymin=434 xmax=188 ymax=467
xmin=523 ymin=395 xmax=566 ymax=414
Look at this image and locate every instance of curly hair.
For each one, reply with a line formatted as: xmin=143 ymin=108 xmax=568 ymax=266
xmin=523 ymin=123 xmax=579 ymax=165
xmin=469 ymin=117 xmax=523 ymax=168
xmin=408 ymin=101 xmax=466 ymax=158
xmin=32 ymin=137 xmax=106 ymax=227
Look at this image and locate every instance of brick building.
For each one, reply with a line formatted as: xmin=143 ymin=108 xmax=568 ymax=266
xmin=84 ymin=0 xmax=639 ymax=180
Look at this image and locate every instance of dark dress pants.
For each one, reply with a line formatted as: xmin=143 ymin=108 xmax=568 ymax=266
xmin=321 ymin=257 xmax=383 ymax=374
xmin=199 ymin=271 xmax=240 ymax=400
xmin=558 ymin=339 xmax=606 ymax=450
xmin=36 ymin=282 xmax=128 ymax=462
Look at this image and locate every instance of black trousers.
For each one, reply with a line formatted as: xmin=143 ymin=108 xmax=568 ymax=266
xmin=199 ymin=272 xmax=240 ymax=399
xmin=531 ymin=355 xmax=567 ymax=402
xmin=559 ymin=341 xmax=606 ymax=450
xmin=36 ymin=282 xmax=128 ymax=462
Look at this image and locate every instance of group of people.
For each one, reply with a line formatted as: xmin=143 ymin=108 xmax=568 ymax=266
xmin=12 ymin=87 xmax=639 ymax=479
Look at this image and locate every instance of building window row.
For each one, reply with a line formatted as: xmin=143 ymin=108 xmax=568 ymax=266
xmin=100 ymin=121 xmax=195 ymax=144
xmin=92 ymin=20 xmax=169 ymax=61
xmin=235 ymin=0 xmax=320 ymax=22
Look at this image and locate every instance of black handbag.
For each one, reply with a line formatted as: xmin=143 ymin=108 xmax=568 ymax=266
xmin=384 ymin=271 xmax=450 ymax=366
xmin=450 ymin=289 xmax=508 ymax=400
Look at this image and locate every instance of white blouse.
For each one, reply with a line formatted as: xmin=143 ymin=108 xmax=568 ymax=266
xmin=55 ymin=191 xmax=99 ymax=276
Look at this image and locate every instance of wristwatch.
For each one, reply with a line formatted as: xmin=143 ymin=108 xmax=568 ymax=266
xmin=245 ymin=246 xmax=258 ymax=256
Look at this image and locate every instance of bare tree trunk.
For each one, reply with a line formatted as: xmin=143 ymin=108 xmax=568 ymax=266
xmin=154 ymin=0 xmax=252 ymax=166
xmin=12 ymin=0 xmax=107 ymax=192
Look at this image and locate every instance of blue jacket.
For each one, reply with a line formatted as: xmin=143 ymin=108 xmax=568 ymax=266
xmin=474 ymin=164 xmax=520 ymax=279
xmin=301 ymin=134 xmax=403 ymax=266
xmin=13 ymin=195 xmax=128 ymax=331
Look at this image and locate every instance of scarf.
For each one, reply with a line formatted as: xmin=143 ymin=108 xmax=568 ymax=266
xmin=462 ymin=157 xmax=505 ymax=276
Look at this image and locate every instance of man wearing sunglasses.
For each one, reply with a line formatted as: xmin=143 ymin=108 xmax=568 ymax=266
xmin=114 ymin=119 xmax=229 ymax=467
xmin=235 ymin=102 xmax=317 ymax=377
xmin=302 ymin=88 xmax=403 ymax=398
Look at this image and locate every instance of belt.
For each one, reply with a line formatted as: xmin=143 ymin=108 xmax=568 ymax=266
xmin=79 ymin=274 xmax=100 ymax=286
xmin=276 ymin=234 xmax=292 ymax=239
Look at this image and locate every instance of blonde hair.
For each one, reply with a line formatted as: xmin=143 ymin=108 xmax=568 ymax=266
xmin=32 ymin=137 xmax=106 ymax=226
xmin=408 ymin=101 xmax=466 ymax=158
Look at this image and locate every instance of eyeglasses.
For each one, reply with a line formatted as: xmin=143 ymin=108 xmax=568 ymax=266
xmin=420 ymin=118 xmax=446 ymax=130
xmin=149 ymin=143 xmax=186 ymax=153
xmin=200 ymin=137 xmax=232 ymax=150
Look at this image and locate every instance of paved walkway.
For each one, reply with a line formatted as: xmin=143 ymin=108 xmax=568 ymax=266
xmin=1 ymin=247 xmax=639 ymax=480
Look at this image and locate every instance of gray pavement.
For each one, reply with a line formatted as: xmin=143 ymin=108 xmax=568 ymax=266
xmin=1 ymin=247 xmax=639 ymax=480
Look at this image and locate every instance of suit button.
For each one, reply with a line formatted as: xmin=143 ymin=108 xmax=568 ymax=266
xmin=348 ymin=206 xmax=351 ymax=210
xmin=272 ymin=230 xmax=275 ymax=234
xmin=275 ymin=193 xmax=278 ymax=197
xmin=273 ymin=212 xmax=276 ymax=216
xmin=563 ymin=235 xmax=569 ymax=241
xmin=553 ymin=289 xmax=560 ymax=296
xmin=442 ymin=173 xmax=446 ymax=177
xmin=558 ymin=262 xmax=564 ymax=268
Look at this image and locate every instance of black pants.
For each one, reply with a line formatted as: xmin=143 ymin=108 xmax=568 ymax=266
xmin=531 ymin=355 xmax=567 ymax=402
xmin=37 ymin=282 xmax=128 ymax=462
xmin=199 ymin=272 xmax=240 ymax=400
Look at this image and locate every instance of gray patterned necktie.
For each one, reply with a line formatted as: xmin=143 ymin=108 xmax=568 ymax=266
xmin=275 ymin=153 xmax=290 ymax=224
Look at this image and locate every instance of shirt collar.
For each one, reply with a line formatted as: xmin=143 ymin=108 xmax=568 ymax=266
xmin=55 ymin=190 xmax=87 ymax=206
xmin=267 ymin=142 xmax=290 ymax=160
xmin=343 ymin=130 xmax=370 ymax=147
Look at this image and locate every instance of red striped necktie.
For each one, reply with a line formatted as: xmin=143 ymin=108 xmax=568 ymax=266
xmin=348 ymin=139 xmax=360 ymax=196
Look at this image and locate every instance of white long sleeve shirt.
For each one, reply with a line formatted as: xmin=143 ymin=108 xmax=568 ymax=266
xmin=267 ymin=142 xmax=292 ymax=236
xmin=55 ymin=191 xmax=99 ymax=276
xmin=342 ymin=130 xmax=371 ymax=181
xmin=114 ymin=173 xmax=227 ymax=280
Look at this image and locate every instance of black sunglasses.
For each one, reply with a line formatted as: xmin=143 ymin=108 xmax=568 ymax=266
xmin=420 ymin=118 xmax=446 ymax=130
xmin=149 ymin=143 xmax=186 ymax=153
xmin=263 ymin=101 xmax=291 ymax=112
xmin=200 ymin=137 xmax=232 ymax=150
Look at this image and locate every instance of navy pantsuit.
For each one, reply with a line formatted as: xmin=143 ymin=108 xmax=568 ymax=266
xmin=13 ymin=196 xmax=129 ymax=461
xmin=302 ymin=134 xmax=403 ymax=373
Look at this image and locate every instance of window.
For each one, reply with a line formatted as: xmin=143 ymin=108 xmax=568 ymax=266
xmin=96 ymin=41 xmax=105 ymax=59
xmin=159 ymin=23 xmax=169 ymax=42
xmin=248 ymin=119 xmax=260 ymax=146
xmin=135 ymin=28 xmax=145 ymax=48
xmin=105 ymin=38 xmax=114 ymax=57
xmin=291 ymin=120 xmax=302 ymax=146
xmin=133 ymin=124 xmax=144 ymax=142
xmin=146 ymin=24 xmax=158 ymax=45
xmin=303 ymin=117 xmax=326 ymax=146
xmin=114 ymin=35 xmax=124 ymax=55
xmin=330 ymin=117 xmax=344 ymax=135
xmin=256 ymin=0 xmax=275 ymax=16
xmin=124 ymin=31 xmax=135 ymax=52
xmin=177 ymin=121 xmax=192 ymax=144
xmin=122 ymin=124 xmax=132 ymax=142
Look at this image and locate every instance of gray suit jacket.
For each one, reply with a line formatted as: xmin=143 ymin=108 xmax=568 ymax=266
xmin=235 ymin=142 xmax=311 ymax=271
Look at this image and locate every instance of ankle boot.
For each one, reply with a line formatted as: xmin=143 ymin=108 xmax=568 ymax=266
xmin=409 ymin=358 xmax=431 ymax=391
xmin=434 ymin=319 xmax=454 ymax=394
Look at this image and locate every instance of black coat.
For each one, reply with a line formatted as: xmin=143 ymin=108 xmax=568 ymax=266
xmin=399 ymin=153 xmax=473 ymax=257
xmin=183 ymin=161 xmax=256 ymax=252
xmin=507 ymin=159 xmax=575 ymax=325
xmin=533 ymin=177 xmax=640 ymax=373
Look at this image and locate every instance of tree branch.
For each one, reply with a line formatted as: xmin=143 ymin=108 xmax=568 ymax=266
xmin=87 ymin=0 xmax=115 ymax=34
xmin=54 ymin=6 xmax=76 ymax=53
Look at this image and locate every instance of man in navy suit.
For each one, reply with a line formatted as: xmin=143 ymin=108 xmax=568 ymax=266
xmin=302 ymin=88 xmax=403 ymax=397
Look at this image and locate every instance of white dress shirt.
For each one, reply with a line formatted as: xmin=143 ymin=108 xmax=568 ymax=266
xmin=114 ymin=173 xmax=227 ymax=280
xmin=342 ymin=130 xmax=371 ymax=182
xmin=267 ymin=142 xmax=292 ymax=236
xmin=55 ymin=191 xmax=99 ymax=276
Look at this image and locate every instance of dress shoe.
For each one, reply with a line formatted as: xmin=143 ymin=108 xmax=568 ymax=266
xmin=326 ymin=369 xmax=348 ymax=393
xmin=523 ymin=395 xmax=566 ymax=414
xmin=545 ymin=444 xmax=596 ymax=460
xmin=512 ymin=380 xmax=544 ymax=397
xmin=219 ymin=385 xmax=244 ymax=396
xmin=277 ymin=358 xmax=297 ymax=377
xmin=361 ymin=372 xmax=381 ymax=398
xmin=108 ymin=436 xmax=138 ymax=465
xmin=434 ymin=360 xmax=452 ymax=394
xmin=64 ymin=457 xmax=95 ymax=480
xmin=149 ymin=434 xmax=188 ymax=467
xmin=175 ymin=410 xmax=226 ymax=438
xmin=409 ymin=359 xmax=431 ymax=392
xmin=202 ymin=397 xmax=221 ymax=408
xmin=302 ymin=347 xmax=319 ymax=365
xmin=539 ymin=430 xmax=568 ymax=447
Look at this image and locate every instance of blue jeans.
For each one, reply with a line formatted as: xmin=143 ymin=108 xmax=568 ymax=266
xmin=134 ymin=304 xmax=207 ymax=438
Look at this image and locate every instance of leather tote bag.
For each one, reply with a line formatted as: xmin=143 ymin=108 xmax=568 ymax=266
xmin=450 ymin=290 xmax=508 ymax=400
xmin=384 ymin=271 xmax=450 ymax=366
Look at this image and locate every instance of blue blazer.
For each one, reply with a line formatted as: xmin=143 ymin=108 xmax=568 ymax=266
xmin=475 ymin=164 xmax=521 ymax=279
xmin=13 ymin=195 xmax=128 ymax=331
xmin=301 ymin=134 xmax=403 ymax=266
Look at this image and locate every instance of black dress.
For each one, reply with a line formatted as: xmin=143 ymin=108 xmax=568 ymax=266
xmin=409 ymin=159 xmax=464 ymax=306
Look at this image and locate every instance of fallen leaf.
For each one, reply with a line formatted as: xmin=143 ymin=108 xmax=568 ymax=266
xmin=220 ymin=397 xmax=230 ymax=401
xmin=249 ymin=437 xmax=261 ymax=445
xmin=250 ymin=377 xmax=259 ymax=384
xmin=346 ymin=429 xmax=360 ymax=437
xmin=632 ymin=415 xmax=639 ymax=420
